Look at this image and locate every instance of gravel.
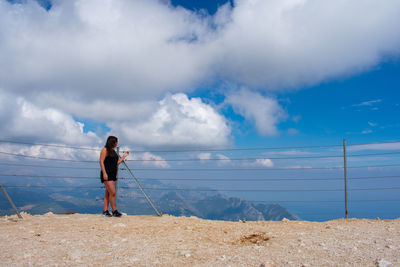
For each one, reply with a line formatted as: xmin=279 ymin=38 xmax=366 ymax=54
xmin=1 ymin=212 xmax=399 ymax=266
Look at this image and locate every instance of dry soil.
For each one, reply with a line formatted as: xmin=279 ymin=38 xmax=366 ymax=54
xmin=0 ymin=212 xmax=399 ymax=266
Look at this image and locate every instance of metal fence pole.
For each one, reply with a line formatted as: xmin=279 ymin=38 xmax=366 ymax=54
xmin=0 ymin=184 xmax=23 ymax=219
xmin=121 ymin=161 xmax=162 ymax=216
xmin=343 ymin=139 xmax=349 ymax=219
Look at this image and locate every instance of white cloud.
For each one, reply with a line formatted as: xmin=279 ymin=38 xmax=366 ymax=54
xmin=0 ymin=90 xmax=101 ymax=146
xmin=242 ymin=157 xmax=274 ymax=167
xmin=111 ymin=93 xmax=231 ymax=148
xmin=352 ymin=99 xmax=382 ymax=107
xmin=0 ymin=141 xmax=100 ymax=163
xmin=284 ymin=165 xmax=312 ymax=170
xmin=0 ymin=0 xmax=399 ymax=102
xmin=197 ymin=152 xmax=231 ymax=165
xmin=348 ymin=142 xmax=400 ymax=151
xmin=217 ymin=153 xmax=230 ymax=161
xmin=0 ymin=0 xmax=216 ymax=101
xmin=266 ymin=150 xmax=312 ymax=156
xmin=197 ymin=153 xmax=212 ymax=161
xmin=361 ymin=129 xmax=372 ymax=134
xmin=31 ymin=92 xmax=159 ymax=122
xmin=1 ymin=0 xmax=400 ymax=145
xmin=217 ymin=0 xmax=400 ymax=89
xmin=255 ymin=158 xmax=274 ymax=167
xmin=140 ymin=152 xmax=169 ymax=168
xmin=0 ymin=90 xmax=230 ymax=149
xmin=225 ymin=89 xmax=287 ymax=135
xmin=216 ymin=153 xmax=231 ymax=166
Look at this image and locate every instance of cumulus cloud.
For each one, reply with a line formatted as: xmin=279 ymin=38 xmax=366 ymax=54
xmin=197 ymin=153 xmax=212 ymax=161
xmin=216 ymin=153 xmax=231 ymax=166
xmin=0 ymin=0 xmax=216 ymax=101
xmin=139 ymin=152 xmax=169 ymax=168
xmin=225 ymin=89 xmax=287 ymax=135
xmin=0 ymin=90 xmax=101 ymax=146
xmin=1 ymin=0 xmax=400 ymax=101
xmin=255 ymin=158 xmax=274 ymax=167
xmin=0 ymin=142 xmax=99 ymax=162
xmin=216 ymin=0 xmax=400 ymax=89
xmin=0 ymin=89 xmax=230 ymax=149
xmin=31 ymin=92 xmax=159 ymax=123
xmin=110 ymin=93 xmax=231 ymax=148
xmin=196 ymin=152 xmax=231 ymax=165
xmin=1 ymin=0 xmax=400 ymax=146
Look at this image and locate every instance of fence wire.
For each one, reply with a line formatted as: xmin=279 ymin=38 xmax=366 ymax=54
xmin=0 ymin=139 xmax=399 ymax=220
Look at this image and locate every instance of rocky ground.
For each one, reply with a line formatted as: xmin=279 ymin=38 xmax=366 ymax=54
xmin=0 ymin=212 xmax=399 ymax=266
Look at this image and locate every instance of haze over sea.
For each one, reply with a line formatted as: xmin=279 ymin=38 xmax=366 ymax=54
xmin=0 ymin=0 xmax=399 ymax=221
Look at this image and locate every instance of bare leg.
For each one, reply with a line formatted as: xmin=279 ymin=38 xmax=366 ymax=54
xmin=104 ymin=181 xmax=116 ymax=212
xmin=103 ymin=187 xmax=110 ymax=211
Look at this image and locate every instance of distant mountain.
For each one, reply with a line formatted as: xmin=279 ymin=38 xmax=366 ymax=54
xmin=157 ymin=191 xmax=299 ymax=221
xmin=255 ymin=203 xmax=300 ymax=221
xmin=0 ymin=186 xmax=299 ymax=221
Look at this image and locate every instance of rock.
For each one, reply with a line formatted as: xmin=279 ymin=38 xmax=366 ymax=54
xmin=70 ymin=250 xmax=81 ymax=260
xmin=129 ymin=257 xmax=139 ymax=263
xmin=113 ymin=223 xmax=126 ymax=228
xmin=184 ymin=253 xmax=191 ymax=258
xmin=282 ymin=218 xmax=290 ymax=222
xmin=374 ymin=259 xmax=392 ymax=267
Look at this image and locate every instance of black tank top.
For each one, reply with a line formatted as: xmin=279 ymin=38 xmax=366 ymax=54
xmin=100 ymin=150 xmax=118 ymax=181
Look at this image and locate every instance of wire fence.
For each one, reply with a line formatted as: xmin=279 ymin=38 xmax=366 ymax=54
xmin=0 ymin=138 xmax=399 ymax=221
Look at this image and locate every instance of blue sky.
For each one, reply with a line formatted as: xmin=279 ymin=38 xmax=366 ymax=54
xmin=275 ymin=60 xmax=400 ymax=146
xmin=182 ymin=0 xmax=400 ymax=149
xmin=1 ymin=0 xmax=399 ymax=220
xmin=171 ymin=0 xmax=400 ymax=149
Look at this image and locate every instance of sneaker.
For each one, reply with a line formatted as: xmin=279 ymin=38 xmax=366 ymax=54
xmin=112 ymin=209 xmax=122 ymax=217
xmin=102 ymin=210 xmax=112 ymax=217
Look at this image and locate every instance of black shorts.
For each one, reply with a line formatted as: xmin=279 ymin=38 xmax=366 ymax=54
xmin=100 ymin=171 xmax=117 ymax=183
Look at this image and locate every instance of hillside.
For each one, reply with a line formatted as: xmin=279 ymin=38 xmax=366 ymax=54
xmin=1 ymin=213 xmax=399 ymax=266
xmin=1 ymin=187 xmax=299 ymax=221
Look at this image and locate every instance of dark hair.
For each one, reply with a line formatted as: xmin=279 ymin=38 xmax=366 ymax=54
xmin=105 ymin=136 xmax=118 ymax=155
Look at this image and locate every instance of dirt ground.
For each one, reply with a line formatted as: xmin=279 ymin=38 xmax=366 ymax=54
xmin=0 ymin=212 xmax=399 ymax=266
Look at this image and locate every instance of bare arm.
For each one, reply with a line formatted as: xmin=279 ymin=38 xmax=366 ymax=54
xmin=99 ymin=148 xmax=108 ymax=180
xmin=117 ymin=151 xmax=130 ymax=165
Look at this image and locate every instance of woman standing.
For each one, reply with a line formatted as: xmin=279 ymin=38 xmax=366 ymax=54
xmin=100 ymin=136 xmax=129 ymax=217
